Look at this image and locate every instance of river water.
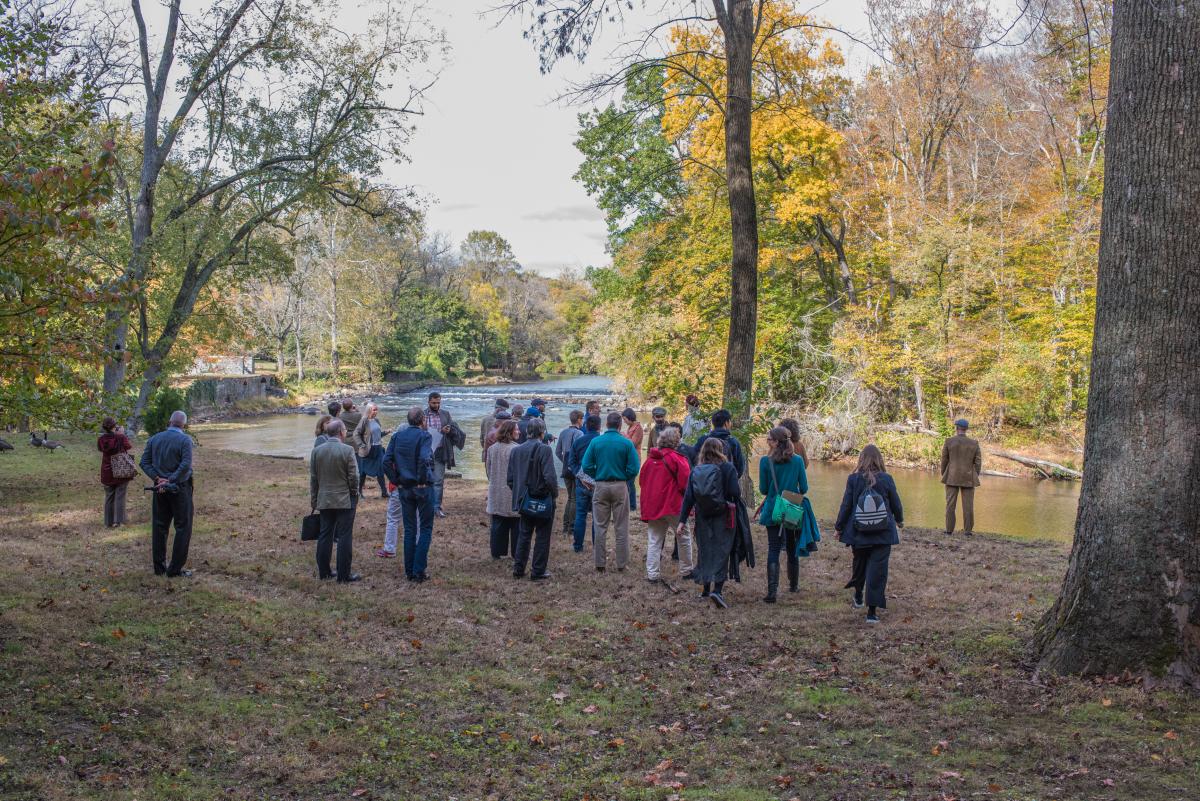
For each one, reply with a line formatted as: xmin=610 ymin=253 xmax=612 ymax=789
xmin=194 ymin=376 xmax=1080 ymax=542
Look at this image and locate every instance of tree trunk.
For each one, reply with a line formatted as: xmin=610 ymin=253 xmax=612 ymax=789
xmin=276 ymin=343 xmax=285 ymax=372
xmin=1034 ymin=0 xmax=1200 ymax=687
xmin=718 ymin=0 xmax=758 ymax=418
xmin=295 ymin=331 xmax=304 ymax=381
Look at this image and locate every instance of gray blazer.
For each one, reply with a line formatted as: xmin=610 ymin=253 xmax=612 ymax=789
xmin=310 ymin=439 xmax=359 ymax=510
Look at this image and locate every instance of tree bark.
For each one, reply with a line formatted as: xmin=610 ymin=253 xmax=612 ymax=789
xmin=717 ymin=0 xmax=759 ymax=417
xmin=1034 ymin=0 xmax=1200 ymax=686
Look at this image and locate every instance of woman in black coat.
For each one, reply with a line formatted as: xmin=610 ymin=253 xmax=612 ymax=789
xmin=679 ymin=437 xmax=741 ymax=609
xmin=834 ymin=444 xmax=904 ymax=624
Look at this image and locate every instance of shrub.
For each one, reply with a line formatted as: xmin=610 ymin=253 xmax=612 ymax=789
xmin=144 ymin=387 xmax=189 ymax=435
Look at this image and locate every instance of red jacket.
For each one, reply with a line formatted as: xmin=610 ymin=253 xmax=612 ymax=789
xmin=638 ymin=447 xmax=690 ymax=521
xmin=98 ymin=432 xmax=132 ymax=486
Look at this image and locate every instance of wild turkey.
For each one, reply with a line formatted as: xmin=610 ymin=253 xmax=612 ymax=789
xmin=0 ymin=437 xmax=13 ymax=451
xmin=40 ymin=432 xmax=66 ymax=452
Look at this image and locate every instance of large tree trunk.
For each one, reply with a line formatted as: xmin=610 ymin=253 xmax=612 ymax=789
xmin=718 ymin=0 xmax=758 ymax=417
xmin=1034 ymin=0 xmax=1200 ymax=686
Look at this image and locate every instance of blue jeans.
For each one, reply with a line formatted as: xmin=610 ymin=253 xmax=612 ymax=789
xmin=431 ymin=460 xmax=447 ymax=512
xmin=626 ymin=478 xmax=637 ymax=510
xmin=400 ymin=486 xmax=434 ymax=577
xmin=573 ymin=483 xmax=594 ymax=552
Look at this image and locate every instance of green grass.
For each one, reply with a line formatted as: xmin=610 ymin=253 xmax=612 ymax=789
xmin=0 ymin=434 xmax=1197 ymax=800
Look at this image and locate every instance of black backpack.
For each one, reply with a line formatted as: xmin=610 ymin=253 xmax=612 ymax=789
xmin=691 ymin=464 xmax=727 ymax=517
xmin=853 ymin=479 xmax=891 ymax=532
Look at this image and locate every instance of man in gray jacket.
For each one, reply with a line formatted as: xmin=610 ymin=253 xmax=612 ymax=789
xmin=310 ymin=419 xmax=360 ymax=582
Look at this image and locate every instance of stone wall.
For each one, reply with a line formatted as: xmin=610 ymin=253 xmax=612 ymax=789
xmin=185 ymin=375 xmax=275 ymax=409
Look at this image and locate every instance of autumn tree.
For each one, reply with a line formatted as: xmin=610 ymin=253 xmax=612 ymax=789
xmin=1034 ymin=0 xmax=1199 ymax=686
xmin=92 ymin=0 xmax=443 ymax=425
xmin=0 ymin=0 xmax=114 ymax=426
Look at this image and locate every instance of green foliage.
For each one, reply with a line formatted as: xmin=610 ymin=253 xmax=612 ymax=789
xmin=143 ymin=387 xmax=189 ymax=436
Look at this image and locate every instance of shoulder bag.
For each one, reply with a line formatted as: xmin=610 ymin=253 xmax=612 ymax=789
xmin=767 ymin=460 xmax=806 ymax=530
xmin=110 ymin=450 xmax=138 ymax=481
xmin=519 ymin=443 xmax=555 ymax=520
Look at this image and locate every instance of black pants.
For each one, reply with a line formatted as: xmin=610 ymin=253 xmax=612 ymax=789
xmin=151 ymin=480 xmax=193 ymax=575
xmin=514 ymin=509 xmax=553 ymax=578
xmin=846 ymin=544 xmax=891 ymax=608
xmin=316 ymin=502 xmax=356 ymax=580
xmin=490 ymin=514 xmax=519 ymax=559
xmin=765 ymin=525 xmax=799 ymax=568
xmin=360 ymin=471 xmax=387 ymax=496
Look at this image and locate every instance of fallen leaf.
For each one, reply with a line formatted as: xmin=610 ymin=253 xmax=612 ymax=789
xmin=551 ymin=692 xmax=567 ymax=705
xmin=653 ymin=759 xmax=673 ymax=772
xmin=1102 ymin=778 xmax=1115 ymax=787
xmin=606 ymin=737 xmax=625 ymax=749
xmin=1163 ymin=730 xmax=1178 ymax=740
xmin=351 ymin=789 xmax=368 ymax=797
xmin=98 ymin=773 xmax=119 ymax=784
xmin=987 ymin=783 xmax=1002 ymax=792
xmin=409 ymin=639 xmax=422 ymax=649
xmin=931 ymin=740 xmax=950 ymax=756
xmin=111 ymin=628 xmax=126 ymax=639
xmin=99 ymin=723 xmax=112 ymax=732
xmin=1101 ymin=698 xmax=1112 ymax=707
xmin=940 ymin=771 xmax=961 ymax=779
xmin=498 ymin=732 xmax=512 ymax=742
xmin=583 ymin=704 xmax=598 ymax=714
xmin=529 ymin=733 xmax=544 ymax=746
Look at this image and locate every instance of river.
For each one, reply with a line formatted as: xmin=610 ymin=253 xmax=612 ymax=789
xmin=193 ymin=376 xmax=1080 ymax=542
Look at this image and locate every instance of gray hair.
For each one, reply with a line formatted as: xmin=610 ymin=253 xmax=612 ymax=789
xmin=169 ymin=410 xmax=188 ymax=428
xmin=365 ymin=402 xmax=378 ymax=416
xmin=656 ymin=427 xmax=681 ymax=449
xmin=324 ymin=418 xmax=346 ymax=438
xmin=407 ymin=406 xmax=424 ymax=427
xmin=526 ymin=418 xmax=546 ymax=439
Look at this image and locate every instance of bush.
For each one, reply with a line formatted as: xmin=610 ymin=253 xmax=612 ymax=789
xmin=144 ymin=387 xmax=189 ymax=435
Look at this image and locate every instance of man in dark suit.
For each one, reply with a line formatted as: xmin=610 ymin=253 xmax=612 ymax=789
xmin=940 ymin=418 xmax=982 ymax=536
xmin=139 ymin=410 xmax=194 ymax=577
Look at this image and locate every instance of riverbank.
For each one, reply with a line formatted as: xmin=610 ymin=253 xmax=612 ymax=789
xmin=1 ymin=437 xmax=1196 ymax=800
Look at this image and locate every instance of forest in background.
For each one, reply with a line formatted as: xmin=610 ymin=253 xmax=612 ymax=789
xmin=1 ymin=0 xmax=1105 ymax=439
xmin=573 ymin=0 xmax=1105 ymax=439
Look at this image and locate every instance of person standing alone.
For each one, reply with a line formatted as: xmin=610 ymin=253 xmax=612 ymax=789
xmin=582 ymin=412 xmax=641 ymax=572
xmin=139 ymin=411 xmax=194 ymax=577
xmin=309 ymin=418 xmax=360 ymax=583
xmin=940 ymin=419 xmax=982 ymax=536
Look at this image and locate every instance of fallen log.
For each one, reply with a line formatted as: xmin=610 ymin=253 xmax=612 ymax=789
xmin=988 ymin=451 xmax=1081 ymax=480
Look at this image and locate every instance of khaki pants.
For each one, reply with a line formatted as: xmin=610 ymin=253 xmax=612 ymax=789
xmin=646 ymin=515 xmax=689 ymax=579
xmin=592 ymin=480 xmax=629 ymax=569
xmin=945 ymin=485 xmax=975 ymax=534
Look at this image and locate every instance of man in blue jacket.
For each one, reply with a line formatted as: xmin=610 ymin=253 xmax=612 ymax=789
xmin=581 ymin=412 xmax=641 ymax=571
xmin=567 ymin=414 xmax=602 ymax=553
xmin=139 ymin=410 xmax=194 ymax=577
xmin=382 ymin=407 xmax=435 ymax=582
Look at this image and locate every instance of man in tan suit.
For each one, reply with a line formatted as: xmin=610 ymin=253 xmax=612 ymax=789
xmin=310 ymin=418 xmax=361 ymax=582
xmin=941 ymin=418 xmax=982 ymax=536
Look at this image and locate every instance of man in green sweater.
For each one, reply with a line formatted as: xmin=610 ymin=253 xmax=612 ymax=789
xmin=581 ymin=412 xmax=641 ymax=571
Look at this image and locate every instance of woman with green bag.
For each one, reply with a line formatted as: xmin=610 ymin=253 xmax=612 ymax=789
xmin=758 ymin=427 xmax=809 ymax=603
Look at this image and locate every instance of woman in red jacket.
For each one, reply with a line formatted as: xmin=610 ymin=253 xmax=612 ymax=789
xmin=639 ymin=427 xmax=691 ymax=583
xmin=97 ymin=416 xmax=134 ymax=528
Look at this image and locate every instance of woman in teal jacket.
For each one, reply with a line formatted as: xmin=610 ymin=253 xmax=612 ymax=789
xmin=758 ymin=426 xmax=810 ymax=603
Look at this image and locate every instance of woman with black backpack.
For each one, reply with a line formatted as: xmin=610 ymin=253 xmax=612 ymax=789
xmin=834 ymin=444 xmax=904 ymax=624
xmin=679 ymin=438 xmax=741 ymax=608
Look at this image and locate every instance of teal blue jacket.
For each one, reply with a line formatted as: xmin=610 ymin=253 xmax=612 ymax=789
xmin=757 ymin=455 xmax=809 ymax=526
xmin=581 ymin=429 xmax=641 ymax=482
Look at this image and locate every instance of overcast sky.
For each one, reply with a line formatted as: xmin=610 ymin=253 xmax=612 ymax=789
xmin=395 ymin=1 xmax=873 ymax=276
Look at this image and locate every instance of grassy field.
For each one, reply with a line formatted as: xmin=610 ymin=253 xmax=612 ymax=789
xmin=0 ymin=434 xmax=1196 ymax=800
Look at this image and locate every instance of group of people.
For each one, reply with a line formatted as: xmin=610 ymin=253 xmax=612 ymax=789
xmin=98 ymin=389 xmax=984 ymax=624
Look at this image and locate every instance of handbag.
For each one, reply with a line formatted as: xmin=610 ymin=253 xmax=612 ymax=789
xmin=519 ymin=443 xmax=555 ymax=520
xmin=110 ymin=451 xmax=138 ymax=481
xmin=767 ymin=460 xmax=806 ymax=530
xmin=300 ymin=511 xmax=321 ymax=541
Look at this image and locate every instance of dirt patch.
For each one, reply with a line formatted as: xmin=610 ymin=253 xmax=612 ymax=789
xmin=0 ymin=436 xmax=1194 ymax=800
